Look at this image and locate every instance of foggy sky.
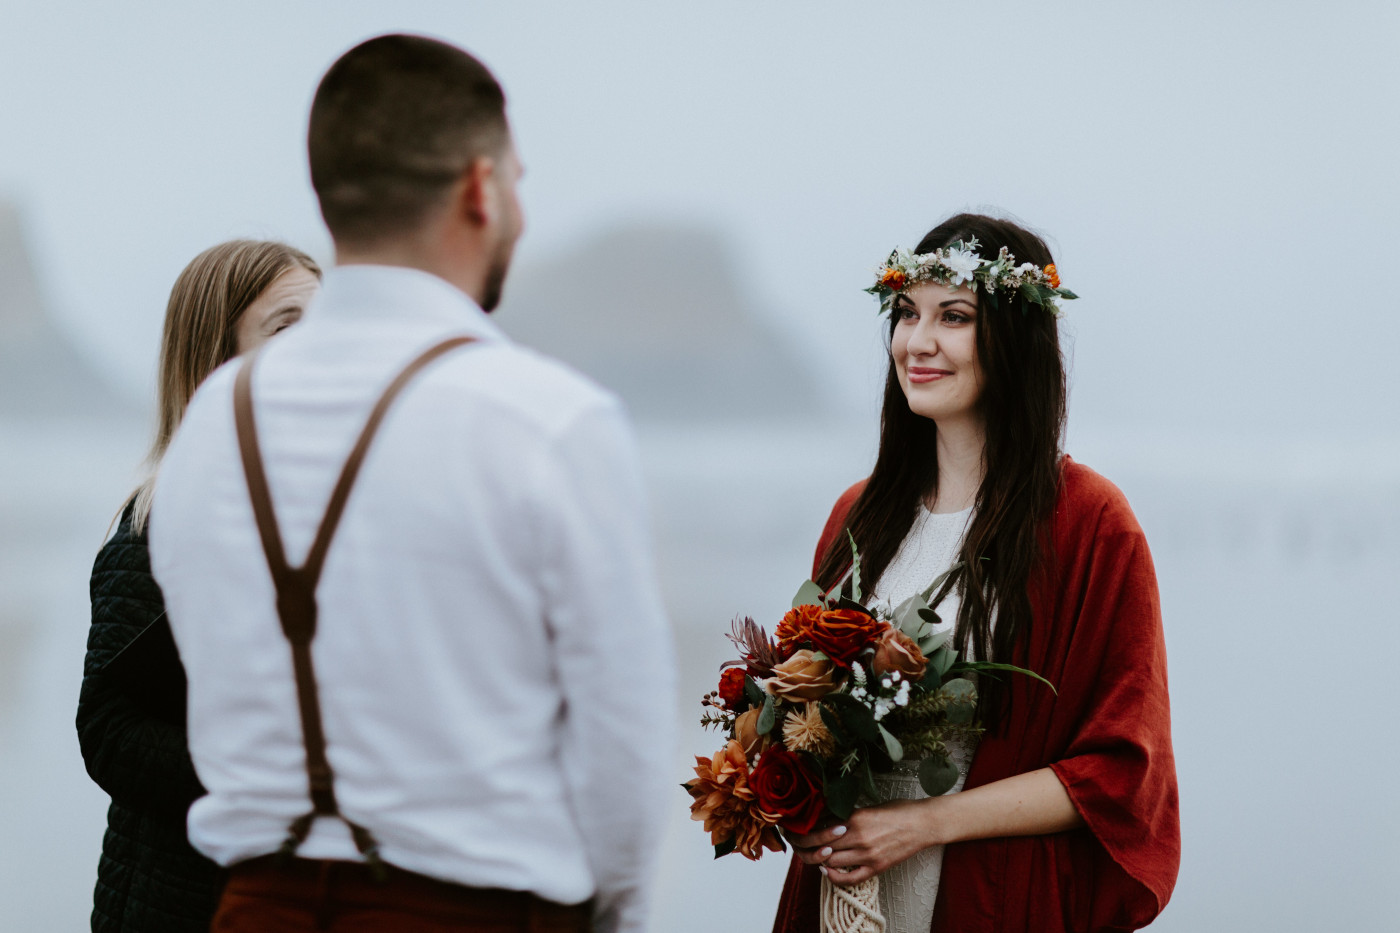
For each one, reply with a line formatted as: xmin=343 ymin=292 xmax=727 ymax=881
xmin=3 ymin=1 xmax=1398 ymax=446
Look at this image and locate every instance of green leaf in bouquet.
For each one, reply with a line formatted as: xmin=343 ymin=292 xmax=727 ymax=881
xmin=832 ymin=595 xmax=873 ymax=616
xmin=756 ymin=693 xmax=776 ymax=735
xmin=918 ymin=754 xmax=960 ymax=797
xmin=818 ymin=702 xmax=849 ymax=744
xmin=792 ymin=580 xmax=825 ymax=608
xmin=823 ymin=694 xmax=881 ymax=744
xmin=892 ymin=592 xmax=932 ymax=638
xmin=714 ymin=839 xmax=737 ymax=859
xmin=858 ymin=758 xmax=879 ymax=802
xmin=918 ymin=628 xmax=951 ymax=657
xmin=824 ymin=771 xmax=858 ymax=819
xmin=950 ymin=660 xmax=1057 ymax=694
xmin=938 ymin=677 xmax=977 ymax=725
xmin=919 ymin=561 xmax=965 ymax=604
xmin=878 ymin=724 xmax=904 ymax=762
xmin=846 ymin=531 xmax=863 ymax=603
xmin=743 ymin=675 xmax=765 ymax=709
xmin=928 ymin=645 xmax=957 ymax=682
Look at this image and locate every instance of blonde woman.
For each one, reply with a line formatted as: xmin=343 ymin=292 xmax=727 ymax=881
xmin=76 ymin=240 xmax=320 ymax=933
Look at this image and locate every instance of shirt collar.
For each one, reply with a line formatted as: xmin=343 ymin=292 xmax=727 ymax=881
xmin=306 ymin=264 xmax=509 ymax=343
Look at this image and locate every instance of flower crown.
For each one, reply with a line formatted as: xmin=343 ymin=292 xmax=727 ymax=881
xmin=865 ymin=237 xmax=1078 ymax=317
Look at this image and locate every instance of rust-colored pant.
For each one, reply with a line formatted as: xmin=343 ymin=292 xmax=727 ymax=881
xmin=214 ymin=856 xmax=593 ymax=933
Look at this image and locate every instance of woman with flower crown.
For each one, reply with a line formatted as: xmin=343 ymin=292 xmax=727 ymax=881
xmin=771 ymin=214 xmax=1179 ymax=933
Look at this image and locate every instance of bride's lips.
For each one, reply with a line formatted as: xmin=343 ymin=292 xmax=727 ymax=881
xmin=907 ymin=366 xmax=951 ymax=384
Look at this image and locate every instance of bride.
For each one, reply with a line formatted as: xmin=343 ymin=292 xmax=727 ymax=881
xmin=771 ymin=214 xmax=1179 ymax=932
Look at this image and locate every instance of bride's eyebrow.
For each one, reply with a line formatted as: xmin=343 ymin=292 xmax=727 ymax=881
xmin=939 ymin=298 xmax=975 ymax=309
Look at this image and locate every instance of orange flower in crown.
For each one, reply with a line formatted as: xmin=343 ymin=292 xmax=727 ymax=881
xmin=879 ymin=267 xmax=908 ymax=291
xmin=1044 ymin=264 xmax=1061 ymax=288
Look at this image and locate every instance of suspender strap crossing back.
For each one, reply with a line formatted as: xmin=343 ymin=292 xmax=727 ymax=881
xmin=232 ymin=336 xmax=475 ymax=871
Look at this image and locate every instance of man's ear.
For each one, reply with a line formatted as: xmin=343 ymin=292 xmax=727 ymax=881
xmin=455 ymin=156 xmax=497 ymax=227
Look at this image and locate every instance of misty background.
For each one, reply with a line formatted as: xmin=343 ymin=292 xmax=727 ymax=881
xmin=1 ymin=1 xmax=1397 ymax=930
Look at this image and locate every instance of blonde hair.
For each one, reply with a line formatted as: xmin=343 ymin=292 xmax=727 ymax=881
xmin=128 ymin=239 xmax=321 ymax=533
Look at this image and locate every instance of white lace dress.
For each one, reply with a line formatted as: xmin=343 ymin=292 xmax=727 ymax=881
xmin=866 ymin=505 xmax=976 ymax=933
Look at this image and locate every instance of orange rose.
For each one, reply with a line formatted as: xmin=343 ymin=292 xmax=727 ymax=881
xmin=806 ymin=608 xmax=888 ymax=668
xmin=1044 ymin=264 xmax=1060 ymax=288
xmin=775 ymin=604 xmax=825 ymax=653
xmin=880 ymin=268 xmax=907 ymax=290
xmin=766 ymin=649 xmax=838 ymax=701
xmin=871 ymin=628 xmax=927 ymax=682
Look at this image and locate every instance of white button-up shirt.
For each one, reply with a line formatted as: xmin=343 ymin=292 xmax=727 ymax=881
xmin=150 ymin=265 xmax=676 ymax=933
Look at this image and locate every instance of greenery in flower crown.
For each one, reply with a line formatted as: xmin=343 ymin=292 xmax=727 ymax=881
xmin=864 ymin=237 xmax=1079 ymax=317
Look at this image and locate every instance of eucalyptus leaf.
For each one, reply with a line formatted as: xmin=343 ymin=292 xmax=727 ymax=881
xmin=916 ymin=606 xmax=942 ymax=625
xmin=818 ymin=703 xmax=848 ymax=744
xmin=743 ymin=676 xmax=765 ymax=708
xmin=945 ymin=699 xmax=975 ymax=725
xmin=878 ymin=724 xmax=904 ymax=762
xmin=930 ymin=645 xmax=956 ymax=681
xmin=1059 ymin=289 xmax=1080 ymax=300
xmin=918 ymin=755 xmax=959 ymax=797
xmin=714 ymin=839 xmax=736 ymax=859
xmin=918 ymin=629 xmax=951 ymax=656
xmin=858 ymin=758 xmax=879 ymax=802
xmin=939 ymin=677 xmax=976 ymax=702
xmin=818 ymin=702 xmax=848 ymax=744
xmin=939 ymin=677 xmax=977 ymax=725
xmin=833 ymin=595 xmax=871 ymax=616
xmin=824 ymin=772 xmax=858 ymax=819
xmin=919 ymin=561 xmax=965 ymax=605
xmin=756 ymin=693 xmax=776 ymax=735
xmin=824 ymin=694 xmax=880 ymax=744
xmin=792 ymin=580 xmax=825 ymax=609
xmin=893 ymin=593 xmax=930 ymax=638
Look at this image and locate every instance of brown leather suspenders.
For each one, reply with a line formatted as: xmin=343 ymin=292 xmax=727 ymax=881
xmin=232 ymin=336 xmax=474 ymax=871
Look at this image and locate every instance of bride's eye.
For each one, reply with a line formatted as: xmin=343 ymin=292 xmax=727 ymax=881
xmin=897 ymin=305 xmax=917 ymax=321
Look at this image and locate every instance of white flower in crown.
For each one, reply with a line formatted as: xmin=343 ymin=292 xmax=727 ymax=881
xmin=941 ymin=247 xmax=983 ymax=286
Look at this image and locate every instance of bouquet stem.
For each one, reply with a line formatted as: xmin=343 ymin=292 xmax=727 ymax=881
xmin=820 ymin=873 xmax=885 ymax=933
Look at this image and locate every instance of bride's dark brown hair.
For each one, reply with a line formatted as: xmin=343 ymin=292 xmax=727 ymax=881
xmin=813 ymin=213 xmax=1067 ymax=725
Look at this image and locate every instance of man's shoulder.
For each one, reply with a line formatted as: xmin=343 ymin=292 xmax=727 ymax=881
xmin=430 ymin=340 xmax=625 ymax=437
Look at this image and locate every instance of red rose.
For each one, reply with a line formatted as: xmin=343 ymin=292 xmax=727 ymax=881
xmin=718 ymin=668 xmax=747 ymax=708
xmin=807 ymin=609 xmax=887 ymax=668
xmin=749 ymin=748 xmax=825 ymax=834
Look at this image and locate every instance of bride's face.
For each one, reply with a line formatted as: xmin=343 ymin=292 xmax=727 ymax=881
xmin=890 ymin=281 xmax=984 ymax=423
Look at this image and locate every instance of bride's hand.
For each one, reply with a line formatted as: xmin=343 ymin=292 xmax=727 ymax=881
xmin=787 ymin=798 xmax=947 ymax=886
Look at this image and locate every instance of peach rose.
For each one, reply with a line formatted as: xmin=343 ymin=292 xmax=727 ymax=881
xmin=734 ymin=708 xmax=772 ymax=759
xmin=872 ymin=628 xmax=927 ymax=682
xmin=766 ymin=649 xmax=838 ymax=701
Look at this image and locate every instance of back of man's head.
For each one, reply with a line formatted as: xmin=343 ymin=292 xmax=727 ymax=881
xmin=308 ymin=35 xmax=508 ymax=248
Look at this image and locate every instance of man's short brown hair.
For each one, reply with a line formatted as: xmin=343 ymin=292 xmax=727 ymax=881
xmin=308 ymin=34 xmax=509 ymax=245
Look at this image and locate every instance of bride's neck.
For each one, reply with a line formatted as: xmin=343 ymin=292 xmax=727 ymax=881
xmin=929 ymin=416 xmax=985 ymax=513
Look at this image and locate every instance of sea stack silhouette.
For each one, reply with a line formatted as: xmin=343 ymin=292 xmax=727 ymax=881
xmin=495 ymin=224 xmax=824 ymax=423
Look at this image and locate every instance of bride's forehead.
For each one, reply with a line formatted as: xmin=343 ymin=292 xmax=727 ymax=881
xmin=903 ymin=281 xmax=977 ymax=307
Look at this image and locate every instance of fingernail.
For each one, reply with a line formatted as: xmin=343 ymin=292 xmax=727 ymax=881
xmin=832 ymin=825 xmax=848 ymax=837
xmin=819 ymin=846 xmax=832 ymax=858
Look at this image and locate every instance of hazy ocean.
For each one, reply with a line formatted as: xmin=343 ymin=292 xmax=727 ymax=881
xmin=1 ymin=416 xmax=1395 ymax=931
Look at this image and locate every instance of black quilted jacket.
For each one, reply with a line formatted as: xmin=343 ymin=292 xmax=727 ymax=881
xmin=76 ymin=503 xmax=221 ymax=932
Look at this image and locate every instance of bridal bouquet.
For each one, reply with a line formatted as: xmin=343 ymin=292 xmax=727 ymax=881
xmin=683 ymin=541 xmax=1050 ymax=862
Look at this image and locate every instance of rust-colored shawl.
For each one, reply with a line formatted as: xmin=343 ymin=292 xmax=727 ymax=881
xmin=772 ymin=459 xmax=1179 ymax=932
